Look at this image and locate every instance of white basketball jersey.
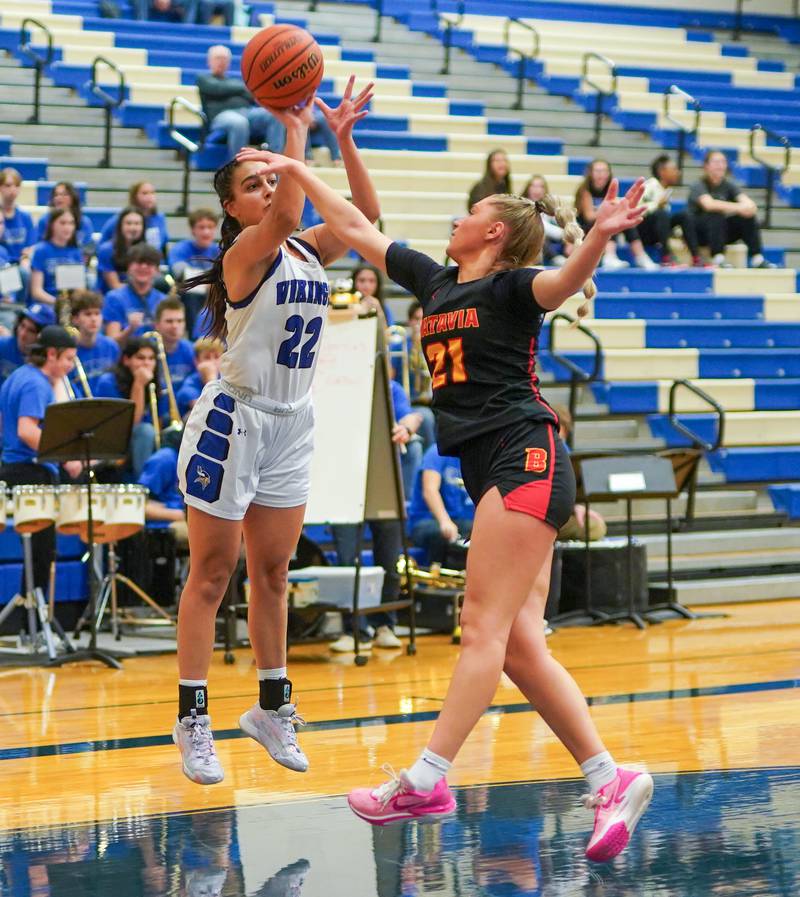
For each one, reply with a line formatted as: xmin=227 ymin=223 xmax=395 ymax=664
xmin=220 ymin=237 xmax=330 ymax=404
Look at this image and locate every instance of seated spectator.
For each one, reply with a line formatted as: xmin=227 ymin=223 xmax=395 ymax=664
xmin=99 ymin=181 xmax=169 ymax=252
xmin=95 ymin=206 xmax=147 ymax=295
xmin=552 ymin=405 xmax=607 ymax=542
xmin=306 ymin=108 xmax=342 ymax=166
xmin=0 ymin=303 xmax=56 ymax=385
xmin=36 ymin=182 xmax=94 ymax=252
xmin=104 ymin=244 xmax=167 ymax=346
xmin=686 ymin=149 xmax=775 ymax=269
xmin=467 ymin=149 xmax=511 ymax=210
xmin=575 ymin=159 xmax=657 ymax=270
xmin=521 ymin=174 xmax=568 ymax=266
xmin=152 ymin=296 xmax=196 ymax=392
xmin=0 ymin=167 xmax=35 ymax=272
xmin=69 ymin=290 xmax=120 ymax=394
xmin=133 ymin=0 xmax=197 ymax=23
xmin=168 ymin=208 xmax=218 ymax=335
xmin=197 ymin=0 xmax=235 ymax=26
xmin=138 ymin=426 xmax=186 ymax=543
xmin=403 ymin=300 xmax=435 ymax=451
xmin=94 ymin=338 xmax=166 ymax=476
xmin=390 ymin=377 xmax=423 ymax=500
xmin=638 ymin=155 xmax=692 ymax=267
xmin=407 ymin=444 xmax=474 ymax=566
xmin=28 ymin=209 xmax=85 ymax=307
xmin=176 ymin=337 xmax=223 ymax=416
xmin=352 ymin=263 xmax=393 ymax=325
xmin=197 ymin=45 xmax=283 ymax=163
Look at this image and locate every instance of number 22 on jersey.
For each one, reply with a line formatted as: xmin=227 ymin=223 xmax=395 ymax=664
xmin=425 ymin=338 xmax=467 ymax=389
xmin=277 ymin=315 xmax=323 ymax=369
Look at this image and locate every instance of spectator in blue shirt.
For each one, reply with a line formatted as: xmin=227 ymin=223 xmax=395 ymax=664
xmin=408 ymin=445 xmax=474 ymax=565
xmin=133 ymin=0 xmax=198 ymax=21
xmin=0 ymin=303 xmax=56 ymax=385
xmin=69 ymin=290 xmax=120 ymax=394
xmin=168 ymin=208 xmax=218 ymax=336
xmin=138 ymin=426 xmax=185 ymax=532
xmin=94 ymin=337 xmax=163 ymax=476
xmin=390 ymin=377 xmax=423 ymax=498
xmin=0 ymin=325 xmax=83 ymax=594
xmin=0 ymin=167 xmax=35 ymax=267
xmin=176 ymin=336 xmax=223 ymax=416
xmin=99 ymin=181 xmax=169 ymax=252
xmin=35 ymin=181 xmax=94 ymax=252
xmin=95 ymin=206 xmax=146 ymax=295
xmin=153 ymin=296 xmax=196 ymax=393
xmin=104 ymin=243 xmax=166 ymax=346
xmin=29 ymin=209 xmax=85 ymax=306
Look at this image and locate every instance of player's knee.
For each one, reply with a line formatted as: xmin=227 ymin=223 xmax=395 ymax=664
xmin=459 ymin=601 xmax=510 ymax=651
xmin=250 ymin=558 xmax=289 ymax=598
xmin=191 ymin=556 xmax=238 ymax=605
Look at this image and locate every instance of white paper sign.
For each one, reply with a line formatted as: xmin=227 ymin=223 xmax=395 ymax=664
xmin=0 ymin=265 xmax=22 ymax=294
xmin=608 ymin=472 xmax=647 ymax=493
xmin=55 ymin=264 xmax=86 ymax=291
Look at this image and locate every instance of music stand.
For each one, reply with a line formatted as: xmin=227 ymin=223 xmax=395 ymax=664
xmin=38 ymin=399 xmax=135 ymax=669
xmin=581 ymin=455 xmax=680 ymax=630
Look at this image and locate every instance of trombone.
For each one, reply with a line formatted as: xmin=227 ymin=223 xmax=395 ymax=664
xmin=142 ymin=330 xmax=183 ymax=443
xmin=63 ymin=325 xmax=93 ymax=399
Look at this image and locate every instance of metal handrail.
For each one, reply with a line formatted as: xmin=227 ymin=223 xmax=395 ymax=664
xmin=371 ymin=0 xmax=386 ymax=42
xmin=732 ymin=0 xmax=751 ymax=41
xmin=663 ymin=85 xmax=701 ymax=173
xmin=503 ymin=18 xmax=540 ymax=110
xmin=749 ymin=123 xmax=792 ymax=229
xmin=169 ymin=97 xmax=207 ymax=216
xmin=19 ymin=18 xmax=54 ymax=124
xmin=90 ymin=56 xmax=126 ymax=168
xmin=431 ymin=0 xmax=465 ymax=76
xmin=581 ymin=52 xmax=616 ymax=147
xmin=668 ymin=379 xmax=725 ymax=453
xmin=547 ymin=312 xmax=603 ymax=446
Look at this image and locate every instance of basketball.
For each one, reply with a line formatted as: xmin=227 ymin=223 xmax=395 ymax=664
xmin=240 ymin=24 xmax=325 ymax=109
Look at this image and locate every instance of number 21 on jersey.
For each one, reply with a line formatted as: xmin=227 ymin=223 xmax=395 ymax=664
xmin=425 ymin=338 xmax=467 ymax=389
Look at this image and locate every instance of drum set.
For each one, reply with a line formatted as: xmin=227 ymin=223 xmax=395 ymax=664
xmin=0 ymin=481 xmax=174 ymax=659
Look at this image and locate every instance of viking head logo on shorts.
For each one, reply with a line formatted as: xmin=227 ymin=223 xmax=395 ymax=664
xmin=194 ymin=465 xmax=211 ymax=490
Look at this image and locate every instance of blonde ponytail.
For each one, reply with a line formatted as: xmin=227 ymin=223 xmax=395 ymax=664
xmin=491 ymin=193 xmax=596 ymax=321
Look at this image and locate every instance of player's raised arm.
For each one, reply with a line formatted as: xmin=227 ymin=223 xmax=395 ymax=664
xmin=235 ymin=148 xmax=391 ymax=272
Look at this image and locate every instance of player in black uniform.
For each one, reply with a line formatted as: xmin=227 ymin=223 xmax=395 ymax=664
xmin=237 ymin=144 xmax=654 ymax=863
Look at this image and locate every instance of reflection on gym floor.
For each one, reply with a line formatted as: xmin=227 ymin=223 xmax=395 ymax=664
xmin=2 ymin=767 xmax=797 ymax=896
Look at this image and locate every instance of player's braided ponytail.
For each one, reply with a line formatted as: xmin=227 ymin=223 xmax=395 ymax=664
xmin=182 ymin=160 xmax=243 ymax=340
xmin=491 ymin=194 xmax=596 ymax=320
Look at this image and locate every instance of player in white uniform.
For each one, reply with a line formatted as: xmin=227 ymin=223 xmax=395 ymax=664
xmin=172 ymin=78 xmax=379 ymax=785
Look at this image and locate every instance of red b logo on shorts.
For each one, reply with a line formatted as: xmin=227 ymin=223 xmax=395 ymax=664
xmin=524 ymin=447 xmax=548 ymax=473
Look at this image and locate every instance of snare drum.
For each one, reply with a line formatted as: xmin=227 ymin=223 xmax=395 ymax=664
xmin=56 ymin=485 xmax=109 ymax=539
xmin=12 ymin=485 xmax=58 ymax=534
xmin=97 ymin=484 xmax=147 ymax=543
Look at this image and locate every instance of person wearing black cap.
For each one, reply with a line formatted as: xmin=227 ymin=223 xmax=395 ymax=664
xmin=0 ymin=325 xmax=83 ymax=596
xmin=0 ymin=303 xmax=56 ymax=386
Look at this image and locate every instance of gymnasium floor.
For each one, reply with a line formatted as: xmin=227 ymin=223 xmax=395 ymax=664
xmin=1 ymin=600 xmax=798 ymax=896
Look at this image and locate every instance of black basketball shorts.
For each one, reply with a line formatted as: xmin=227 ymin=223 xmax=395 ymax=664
xmin=459 ymin=419 xmax=576 ymax=531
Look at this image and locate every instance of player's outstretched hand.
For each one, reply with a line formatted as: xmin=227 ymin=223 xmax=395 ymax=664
xmin=594 ymin=178 xmax=646 ymax=238
xmin=263 ymin=93 xmax=317 ymax=130
xmin=235 ymin=146 xmax=301 ymax=177
xmin=315 ymin=74 xmax=374 ymax=140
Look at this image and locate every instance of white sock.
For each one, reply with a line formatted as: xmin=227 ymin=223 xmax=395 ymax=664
xmin=580 ymin=751 xmax=618 ymax=794
xmin=751 ymin=253 xmax=764 ymax=266
xmin=179 ymin=678 xmax=207 ymax=687
xmin=406 ymin=748 xmax=452 ymax=793
xmin=257 ymin=667 xmax=287 ymax=680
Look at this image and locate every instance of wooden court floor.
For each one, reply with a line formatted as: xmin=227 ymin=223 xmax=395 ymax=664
xmin=1 ymin=600 xmax=799 ymax=895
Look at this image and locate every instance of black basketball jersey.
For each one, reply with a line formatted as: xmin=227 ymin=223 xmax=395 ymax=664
xmin=386 ymin=243 xmax=558 ymax=455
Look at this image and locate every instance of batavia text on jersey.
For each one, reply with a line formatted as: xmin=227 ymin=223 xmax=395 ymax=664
xmin=421 ymin=307 xmax=480 ymax=337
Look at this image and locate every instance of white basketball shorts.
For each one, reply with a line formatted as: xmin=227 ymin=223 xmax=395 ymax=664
xmin=178 ymin=380 xmax=314 ymax=520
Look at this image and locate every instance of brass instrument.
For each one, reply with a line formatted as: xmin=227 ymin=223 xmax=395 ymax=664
xmin=63 ymin=325 xmax=93 ymax=399
xmin=148 ymin=382 xmax=161 ymax=449
xmin=397 ymin=556 xmax=465 ymax=644
xmin=408 ymin=330 xmax=432 ymax=403
xmin=387 ymin=324 xmax=411 ymax=399
xmin=142 ymin=330 xmax=183 ymax=439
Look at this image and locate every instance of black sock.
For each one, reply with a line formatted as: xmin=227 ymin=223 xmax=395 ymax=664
xmin=259 ymin=677 xmax=292 ymax=712
xmin=178 ymin=684 xmax=209 ymax=721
